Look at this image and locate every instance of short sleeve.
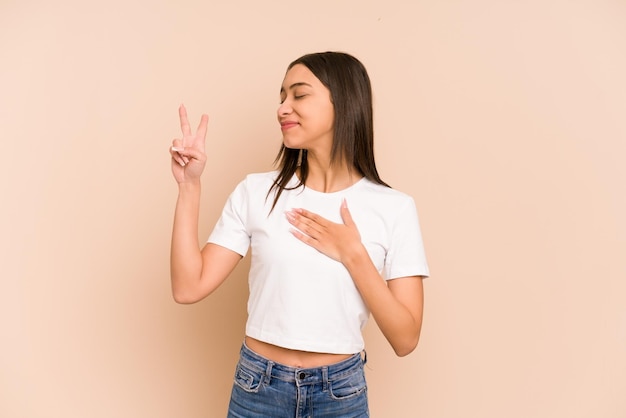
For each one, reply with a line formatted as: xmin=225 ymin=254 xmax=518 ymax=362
xmin=206 ymin=179 xmax=251 ymax=257
xmin=383 ymin=198 xmax=429 ymax=280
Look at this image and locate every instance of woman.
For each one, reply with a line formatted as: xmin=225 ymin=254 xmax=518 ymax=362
xmin=169 ymin=51 xmax=429 ymax=417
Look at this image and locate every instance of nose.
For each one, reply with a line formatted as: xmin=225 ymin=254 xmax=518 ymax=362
xmin=277 ymin=99 xmax=292 ymax=117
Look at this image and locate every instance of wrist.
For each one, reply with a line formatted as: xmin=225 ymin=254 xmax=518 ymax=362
xmin=178 ymin=180 xmax=201 ymax=195
xmin=341 ymin=243 xmax=369 ymax=268
xmin=178 ymin=180 xmax=201 ymax=193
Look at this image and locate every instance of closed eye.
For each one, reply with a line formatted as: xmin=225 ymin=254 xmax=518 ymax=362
xmin=279 ymin=94 xmax=307 ymax=104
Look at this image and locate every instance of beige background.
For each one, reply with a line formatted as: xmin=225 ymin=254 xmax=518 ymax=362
xmin=1 ymin=0 xmax=625 ymax=417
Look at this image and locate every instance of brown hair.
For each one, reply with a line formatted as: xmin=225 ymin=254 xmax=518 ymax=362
xmin=269 ymin=51 xmax=389 ymax=211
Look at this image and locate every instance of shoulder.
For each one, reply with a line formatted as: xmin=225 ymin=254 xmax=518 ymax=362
xmin=358 ymin=178 xmax=416 ymax=208
xmin=235 ymin=170 xmax=279 ymax=191
xmin=241 ymin=170 xmax=278 ymax=183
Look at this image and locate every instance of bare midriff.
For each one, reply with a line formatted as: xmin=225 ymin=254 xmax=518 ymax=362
xmin=245 ymin=336 xmax=354 ymax=369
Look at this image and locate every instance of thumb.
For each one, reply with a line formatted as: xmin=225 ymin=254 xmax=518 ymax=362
xmin=340 ymin=198 xmax=355 ymax=226
xmin=172 ymin=146 xmax=206 ymax=163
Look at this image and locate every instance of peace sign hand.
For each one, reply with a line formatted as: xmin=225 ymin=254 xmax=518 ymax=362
xmin=170 ymin=104 xmax=209 ymax=184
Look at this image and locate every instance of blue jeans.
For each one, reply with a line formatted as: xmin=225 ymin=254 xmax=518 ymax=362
xmin=227 ymin=342 xmax=369 ymax=418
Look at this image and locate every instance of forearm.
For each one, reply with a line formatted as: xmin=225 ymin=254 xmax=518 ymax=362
xmin=343 ymin=247 xmax=424 ymax=356
xmin=284 ymin=203 xmax=425 ymax=355
xmin=170 ymin=181 xmax=204 ymax=302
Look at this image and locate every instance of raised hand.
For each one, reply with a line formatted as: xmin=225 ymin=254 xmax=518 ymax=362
xmin=170 ymin=104 xmax=209 ymax=184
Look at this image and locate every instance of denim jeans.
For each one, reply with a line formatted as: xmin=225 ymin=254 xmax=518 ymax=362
xmin=227 ymin=342 xmax=369 ymax=418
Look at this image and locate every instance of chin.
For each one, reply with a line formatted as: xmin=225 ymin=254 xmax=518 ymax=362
xmin=282 ymin=140 xmax=302 ymax=150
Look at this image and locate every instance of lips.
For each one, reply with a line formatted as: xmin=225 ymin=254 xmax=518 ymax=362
xmin=280 ymin=121 xmax=299 ymax=130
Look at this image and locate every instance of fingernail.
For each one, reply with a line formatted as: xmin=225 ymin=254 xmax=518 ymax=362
xmin=172 ymin=147 xmax=183 ymax=152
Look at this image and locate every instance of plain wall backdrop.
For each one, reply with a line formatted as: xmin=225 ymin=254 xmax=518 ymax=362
xmin=1 ymin=0 xmax=625 ymax=417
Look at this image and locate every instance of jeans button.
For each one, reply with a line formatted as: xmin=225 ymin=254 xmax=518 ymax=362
xmin=298 ymin=372 xmax=306 ymax=379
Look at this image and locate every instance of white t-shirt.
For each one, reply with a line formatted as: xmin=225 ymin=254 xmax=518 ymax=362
xmin=208 ymin=171 xmax=429 ymax=354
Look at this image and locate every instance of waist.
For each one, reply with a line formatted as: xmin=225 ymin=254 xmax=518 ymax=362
xmin=240 ymin=339 xmax=365 ymax=383
xmin=244 ymin=336 xmax=357 ymax=369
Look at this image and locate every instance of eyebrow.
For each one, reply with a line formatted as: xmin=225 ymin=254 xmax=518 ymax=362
xmin=279 ymin=82 xmax=313 ymax=94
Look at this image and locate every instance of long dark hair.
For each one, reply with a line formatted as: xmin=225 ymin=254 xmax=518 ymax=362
xmin=268 ymin=51 xmax=389 ymax=210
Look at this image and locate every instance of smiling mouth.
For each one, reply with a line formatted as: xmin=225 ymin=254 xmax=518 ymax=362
xmin=280 ymin=122 xmax=299 ymax=130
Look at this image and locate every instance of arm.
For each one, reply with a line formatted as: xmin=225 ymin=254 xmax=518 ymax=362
xmin=286 ymin=200 xmax=424 ymax=356
xmin=169 ymin=105 xmax=242 ymax=304
xmin=341 ymin=250 xmax=424 ymax=357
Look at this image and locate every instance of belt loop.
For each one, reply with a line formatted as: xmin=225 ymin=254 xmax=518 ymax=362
xmin=322 ymin=366 xmax=329 ymax=392
xmin=264 ymin=360 xmax=274 ymax=386
xmin=361 ymin=349 xmax=367 ymax=365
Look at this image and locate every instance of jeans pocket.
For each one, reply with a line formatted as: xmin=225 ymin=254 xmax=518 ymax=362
xmin=328 ymin=368 xmax=367 ymax=400
xmin=233 ymin=363 xmax=264 ymax=393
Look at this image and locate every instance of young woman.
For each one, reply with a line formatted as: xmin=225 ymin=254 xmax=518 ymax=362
xmin=169 ymin=51 xmax=429 ymax=418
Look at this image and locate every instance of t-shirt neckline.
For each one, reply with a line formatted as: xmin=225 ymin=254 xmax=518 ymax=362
xmin=289 ymin=173 xmax=366 ymax=196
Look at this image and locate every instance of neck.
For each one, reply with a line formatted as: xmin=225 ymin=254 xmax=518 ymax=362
xmin=301 ymin=152 xmax=361 ymax=193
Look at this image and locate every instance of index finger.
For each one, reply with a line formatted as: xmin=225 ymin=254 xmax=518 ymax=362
xmin=294 ymin=208 xmax=326 ymax=224
xmin=179 ymin=104 xmax=192 ymax=137
xmin=196 ymin=114 xmax=209 ymax=145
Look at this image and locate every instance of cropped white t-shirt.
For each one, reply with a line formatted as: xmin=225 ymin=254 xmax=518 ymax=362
xmin=207 ymin=171 xmax=429 ymax=354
